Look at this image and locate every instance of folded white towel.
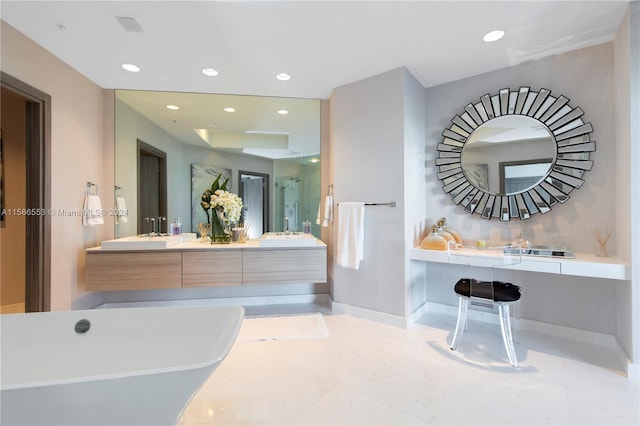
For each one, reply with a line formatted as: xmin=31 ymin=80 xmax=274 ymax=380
xmin=321 ymin=195 xmax=333 ymax=227
xmin=316 ymin=201 xmax=322 ymax=226
xmin=337 ymin=202 xmax=365 ymax=269
xmin=83 ymin=194 xmax=104 ymax=226
xmin=115 ymin=196 xmax=128 ymax=224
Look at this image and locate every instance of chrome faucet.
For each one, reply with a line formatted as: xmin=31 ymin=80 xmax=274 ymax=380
xmin=156 ymin=217 xmax=166 ymax=235
xmin=144 ymin=217 xmax=156 ymax=235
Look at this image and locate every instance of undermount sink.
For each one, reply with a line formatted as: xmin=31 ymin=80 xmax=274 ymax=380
xmin=258 ymin=232 xmax=318 ymax=247
xmin=101 ymin=235 xmax=184 ymax=250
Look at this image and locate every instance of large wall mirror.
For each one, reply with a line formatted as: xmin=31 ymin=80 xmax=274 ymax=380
xmin=115 ymin=90 xmax=321 ymax=238
xmin=436 ymin=87 xmax=595 ymax=220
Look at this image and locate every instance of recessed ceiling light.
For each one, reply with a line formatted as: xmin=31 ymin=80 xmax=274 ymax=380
xmin=277 ymin=109 xmax=289 ymax=115
xmin=121 ymin=63 xmax=140 ymax=72
xmin=309 ymin=158 xmax=320 ymax=163
xmin=275 ymin=73 xmax=291 ymax=81
xmin=166 ymin=104 xmax=179 ymax=110
xmin=202 ymin=68 xmax=219 ymax=77
xmin=483 ymin=30 xmax=505 ymax=42
xmin=224 ymin=107 xmax=236 ymax=113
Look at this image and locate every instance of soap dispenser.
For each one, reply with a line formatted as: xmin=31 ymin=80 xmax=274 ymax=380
xmin=302 ymin=218 xmax=311 ymax=234
xmin=170 ymin=218 xmax=182 ymax=235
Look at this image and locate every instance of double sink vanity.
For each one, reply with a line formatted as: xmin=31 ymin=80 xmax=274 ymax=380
xmin=85 ymin=233 xmax=327 ymax=291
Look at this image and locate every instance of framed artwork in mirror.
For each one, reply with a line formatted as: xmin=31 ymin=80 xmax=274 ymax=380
xmin=191 ymin=164 xmax=232 ymax=233
xmin=436 ymin=86 xmax=595 ymax=220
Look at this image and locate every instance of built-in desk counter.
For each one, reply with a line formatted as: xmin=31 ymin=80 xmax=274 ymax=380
xmin=410 ymin=247 xmax=629 ymax=280
xmin=85 ymin=239 xmax=327 ymax=291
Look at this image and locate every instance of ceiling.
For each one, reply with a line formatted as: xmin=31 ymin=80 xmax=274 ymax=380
xmin=1 ymin=1 xmax=630 ymax=100
xmin=116 ymin=89 xmax=321 ymax=159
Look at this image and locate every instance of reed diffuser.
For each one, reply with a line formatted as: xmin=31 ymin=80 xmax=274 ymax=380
xmin=591 ymin=228 xmax=612 ymax=257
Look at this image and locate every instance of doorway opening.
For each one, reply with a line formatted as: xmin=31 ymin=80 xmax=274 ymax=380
xmin=275 ymin=175 xmax=304 ymax=233
xmin=137 ymin=140 xmax=167 ymax=234
xmin=0 ymin=72 xmax=51 ymax=313
xmin=239 ymin=171 xmax=269 ymax=239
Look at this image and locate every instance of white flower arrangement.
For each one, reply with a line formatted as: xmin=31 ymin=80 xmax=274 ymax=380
xmin=210 ymin=189 xmax=243 ymax=224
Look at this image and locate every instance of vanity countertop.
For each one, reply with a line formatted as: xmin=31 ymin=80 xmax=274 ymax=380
xmin=87 ymin=238 xmax=326 ymax=252
xmin=410 ymin=247 xmax=629 ymax=280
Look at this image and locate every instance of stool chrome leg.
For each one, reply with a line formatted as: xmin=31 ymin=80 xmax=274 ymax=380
xmin=450 ymin=296 xmax=469 ymax=351
xmin=498 ymin=303 xmax=518 ymax=367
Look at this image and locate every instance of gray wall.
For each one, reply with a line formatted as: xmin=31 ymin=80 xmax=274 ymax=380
xmin=424 ymin=42 xmax=616 ymax=251
xmin=422 ymin=42 xmax=623 ymax=337
xmin=330 ymin=67 xmax=427 ymax=318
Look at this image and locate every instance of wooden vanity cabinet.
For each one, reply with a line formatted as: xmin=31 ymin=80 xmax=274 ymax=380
xmin=182 ymin=251 xmax=243 ymax=287
xmin=243 ymin=249 xmax=327 ymax=285
xmin=85 ymin=252 xmax=182 ymax=291
xmin=85 ymin=244 xmax=327 ymax=291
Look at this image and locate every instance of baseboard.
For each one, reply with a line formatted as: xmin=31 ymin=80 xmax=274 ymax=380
xmin=97 ymin=293 xmax=331 ymax=309
xmin=331 ymin=300 xmax=412 ymax=328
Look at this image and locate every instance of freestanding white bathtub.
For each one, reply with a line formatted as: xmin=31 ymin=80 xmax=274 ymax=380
xmin=0 ymin=305 xmax=244 ymax=425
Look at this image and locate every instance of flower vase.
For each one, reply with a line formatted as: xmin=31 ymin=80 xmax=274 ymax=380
xmin=210 ymin=210 xmax=231 ymax=244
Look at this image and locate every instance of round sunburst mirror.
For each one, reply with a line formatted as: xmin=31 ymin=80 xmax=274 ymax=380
xmin=436 ymin=87 xmax=595 ymax=220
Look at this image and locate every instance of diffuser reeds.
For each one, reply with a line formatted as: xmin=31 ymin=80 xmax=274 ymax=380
xmin=591 ymin=228 xmax=612 ymax=257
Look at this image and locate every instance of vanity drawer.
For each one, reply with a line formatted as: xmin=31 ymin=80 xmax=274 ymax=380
xmin=243 ymin=249 xmax=327 ymax=285
xmin=448 ymin=254 xmax=561 ymax=274
xmin=85 ymin=252 xmax=182 ymax=291
xmin=182 ymin=251 xmax=243 ymax=287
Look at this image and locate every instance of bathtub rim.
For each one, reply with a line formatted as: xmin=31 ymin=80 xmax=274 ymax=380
xmin=0 ymin=305 xmax=245 ymax=391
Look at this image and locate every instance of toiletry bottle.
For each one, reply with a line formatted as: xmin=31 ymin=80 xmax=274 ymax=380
xmin=170 ymin=218 xmax=182 ymax=235
xmin=303 ymin=218 xmax=311 ymax=234
xmin=176 ymin=217 xmax=182 ymax=235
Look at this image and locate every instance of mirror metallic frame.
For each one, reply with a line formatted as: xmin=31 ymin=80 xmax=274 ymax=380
xmin=436 ymin=87 xmax=595 ymax=221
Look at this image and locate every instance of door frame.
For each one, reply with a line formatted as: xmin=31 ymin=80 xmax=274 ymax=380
xmin=238 ymin=170 xmax=269 ymax=234
xmin=136 ymin=139 xmax=167 ymax=234
xmin=1 ymin=72 xmax=51 ymax=312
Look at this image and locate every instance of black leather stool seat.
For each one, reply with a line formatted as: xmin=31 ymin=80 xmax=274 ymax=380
xmin=454 ymin=278 xmax=521 ymax=303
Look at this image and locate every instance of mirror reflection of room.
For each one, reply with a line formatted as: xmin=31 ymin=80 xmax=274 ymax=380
xmin=114 ymin=90 xmax=321 ymax=238
xmin=461 ymin=115 xmax=556 ymax=195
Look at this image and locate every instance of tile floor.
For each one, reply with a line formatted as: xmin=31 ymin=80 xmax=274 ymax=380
xmin=179 ymin=303 xmax=639 ymax=425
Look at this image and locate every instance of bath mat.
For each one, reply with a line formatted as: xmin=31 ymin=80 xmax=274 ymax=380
xmin=237 ymin=312 xmax=329 ymax=341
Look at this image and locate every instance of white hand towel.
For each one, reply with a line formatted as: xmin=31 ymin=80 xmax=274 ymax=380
xmin=115 ymin=196 xmax=128 ymax=224
xmin=83 ymin=194 xmax=104 ymax=226
xmin=316 ymin=201 xmax=322 ymax=225
xmin=321 ymin=195 xmax=333 ymax=227
xmin=337 ymin=202 xmax=365 ymax=269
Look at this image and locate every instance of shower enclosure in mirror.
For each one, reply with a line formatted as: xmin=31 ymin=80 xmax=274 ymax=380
xmin=115 ymin=90 xmax=321 ymax=238
xmin=436 ymin=86 xmax=595 ymax=220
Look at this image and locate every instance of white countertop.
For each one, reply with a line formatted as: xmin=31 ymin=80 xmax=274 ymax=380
xmin=87 ymin=238 xmax=326 ymax=252
xmin=410 ymin=247 xmax=629 ymax=280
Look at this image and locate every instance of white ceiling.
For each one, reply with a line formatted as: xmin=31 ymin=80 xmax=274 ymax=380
xmin=115 ymin=89 xmax=321 ymax=159
xmin=1 ymin=1 xmax=630 ymax=99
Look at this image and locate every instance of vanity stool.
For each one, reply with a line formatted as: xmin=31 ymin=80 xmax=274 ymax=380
xmin=450 ymin=278 xmax=522 ymax=367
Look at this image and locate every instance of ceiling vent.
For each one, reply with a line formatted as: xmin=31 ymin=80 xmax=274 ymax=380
xmin=115 ymin=16 xmax=143 ymax=33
